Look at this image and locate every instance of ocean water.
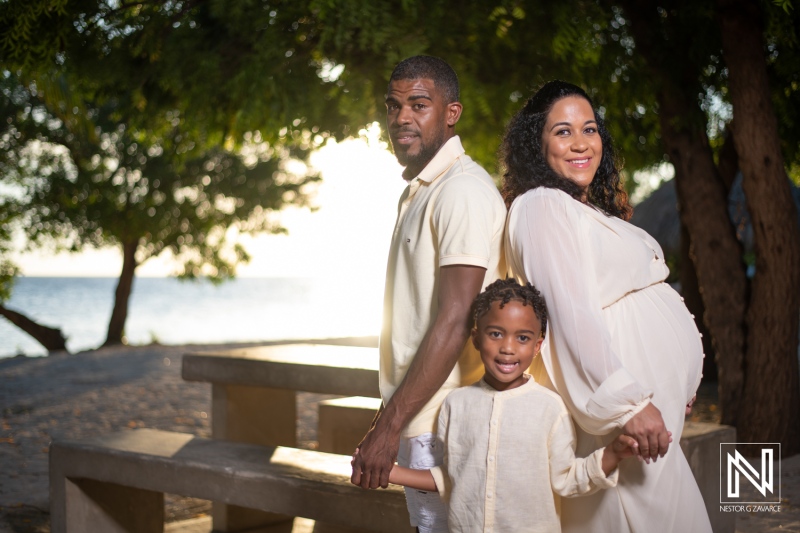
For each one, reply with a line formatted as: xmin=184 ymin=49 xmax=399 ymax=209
xmin=0 ymin=277 xmax=384 ymax=358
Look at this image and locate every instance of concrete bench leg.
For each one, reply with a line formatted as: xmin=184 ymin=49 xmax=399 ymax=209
xmin=313 ymin=397 xmax=397 ymax=533
xmin=212 ymin=384 xmax=297 ymax=532
xmin=317 ymin=397 xmax=382 ymax=455
xmin=52 ymin=478 xmax=163 ymax=533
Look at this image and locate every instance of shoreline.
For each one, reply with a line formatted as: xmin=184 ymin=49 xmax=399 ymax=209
xmin=1 ymin=338 xmax=798 ymax=532
xmin=0 ymin=334 xmax=381 ymax=361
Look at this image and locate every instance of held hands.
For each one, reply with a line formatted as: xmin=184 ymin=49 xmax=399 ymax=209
xmin=603 ymin=431 xmax=673 ymax=474
xmin=613 ymin=431 xmax=673 ymax=461
xmin=350 ymin=422 xmax=400 ymax=489
xmin=621 ymin=402 xmax=670 ymax=464
xmin=610 ymin=434 xmax=639 ymax=460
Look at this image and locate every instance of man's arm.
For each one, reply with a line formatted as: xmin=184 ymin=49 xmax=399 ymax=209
xmin=350 ymin=264 xmax=485 ymax=489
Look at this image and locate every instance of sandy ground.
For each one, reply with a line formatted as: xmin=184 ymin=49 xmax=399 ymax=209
xmin=1 ymin=340 xmax=798 ymax=532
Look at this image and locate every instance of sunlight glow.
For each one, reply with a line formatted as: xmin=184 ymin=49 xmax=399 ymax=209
xmin=5 ymin=127 xmax=406 ymax=351
xmin=12 ymin=126 xmax=405 ymax=284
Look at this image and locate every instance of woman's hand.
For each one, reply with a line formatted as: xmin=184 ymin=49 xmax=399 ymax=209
xmin=622 ymin=402 xmax=670 ymax=463
xmin=685 ymin=394 xmax=697 ymax=416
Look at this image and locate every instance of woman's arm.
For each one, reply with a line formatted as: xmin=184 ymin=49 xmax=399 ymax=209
xmin=509 ymin=191 xmax=657 ymax=435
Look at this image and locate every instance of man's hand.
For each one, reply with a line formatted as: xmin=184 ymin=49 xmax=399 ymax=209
xmin=622 ymin=402 xmax=670 ymax=463
xmin=351 ymin=265 xmax=485 ymax=489
xmin=350 ymin=419 xmax=400 ymax=489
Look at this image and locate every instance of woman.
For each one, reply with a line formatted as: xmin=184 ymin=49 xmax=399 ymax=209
xmin=501 ymin=81 xmax=711 ymax=532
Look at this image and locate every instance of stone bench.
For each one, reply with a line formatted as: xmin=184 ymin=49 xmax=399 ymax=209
xmin=182 ymin=344 xmax=379 ymax=447
xmin=182 ymin=343 xmax=380 ymax=530
xmin=318 ymin=399 xmax=737 ymax=533
xmin=50 ymin=428 xmax=413 ymax=533
xmin=318 ymin=397 xmax=383 ymax=455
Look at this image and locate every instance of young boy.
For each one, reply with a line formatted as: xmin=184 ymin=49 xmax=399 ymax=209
xmin=368 ymin=278 xmax=647 ymax=532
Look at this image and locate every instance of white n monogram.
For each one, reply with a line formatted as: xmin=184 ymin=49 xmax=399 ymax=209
xmin=727 ymin=448 xmax=774 ymax=498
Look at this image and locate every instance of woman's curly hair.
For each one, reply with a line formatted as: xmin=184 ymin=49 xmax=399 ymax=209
xmin=499 ymin=80 xmax=632 ymax=220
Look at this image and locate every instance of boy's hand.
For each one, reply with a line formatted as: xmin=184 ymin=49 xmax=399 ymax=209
xmin=601 ymin=431 xmax=673 ymax=475
xmin=611 ymin=434 xmax=639 ymax=460
xmin=350 ymin=448 xmax=364 ymax=486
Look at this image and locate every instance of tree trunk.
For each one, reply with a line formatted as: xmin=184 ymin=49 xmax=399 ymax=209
xmin=717 ymin=125 xmax=740 ymax=193
xmin=103 ymin=239 xmax=139 ymax=346
xmin=658 ymin=92 xmax=749 ymax=426
xmin=679 ymin=113 xmax=740 ymax=385
xmin=679 ymin=221 xmax=717 ymax=382
xmin=0 ymin=304 xmax=68 ymax=353
xmin=718 ymin=0 xmax=800 ymax=455
xmin=620 ymin=1 xmax=749 ymax=427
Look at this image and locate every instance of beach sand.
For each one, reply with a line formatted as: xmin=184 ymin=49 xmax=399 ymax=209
xmin=1 ymin=339 xmax=798 ymax=532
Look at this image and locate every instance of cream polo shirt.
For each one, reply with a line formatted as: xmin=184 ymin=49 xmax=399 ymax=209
xmin=379 ymin=135 xmax=506 ymax=438
xmin=429 ymin=378 xmax=619 ymax=533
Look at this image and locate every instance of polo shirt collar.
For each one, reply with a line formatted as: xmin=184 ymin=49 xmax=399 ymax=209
xmin=414 ymin=136 xmax=465 ymax=185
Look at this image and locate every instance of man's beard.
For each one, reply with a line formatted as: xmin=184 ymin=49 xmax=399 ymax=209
xmin=392 ymin=126 xmax=446 ymax=171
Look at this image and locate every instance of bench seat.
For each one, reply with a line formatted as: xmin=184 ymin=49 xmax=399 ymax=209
xmin=50 ymin=428 xmax=412 ymax=533
xmin=182 ymin=344 xmax=380 ymax=398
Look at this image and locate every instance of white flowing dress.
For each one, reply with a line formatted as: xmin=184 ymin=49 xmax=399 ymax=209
xmin=505 ymin=188 xmax=711 ymax=533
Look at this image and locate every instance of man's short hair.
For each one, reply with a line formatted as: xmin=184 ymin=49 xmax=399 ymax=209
xmin=389 ymin=55 xmax=460 ymax=104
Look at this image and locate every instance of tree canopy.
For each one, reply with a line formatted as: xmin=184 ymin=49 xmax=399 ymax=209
xmin=2 ymin=0 xmax=800 ymax=450
xmin=5 ymin=0 xmax=796 ymax=179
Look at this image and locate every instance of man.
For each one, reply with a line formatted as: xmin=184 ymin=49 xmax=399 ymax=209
xmin=351 ymin=56 xmax=506 ymax=532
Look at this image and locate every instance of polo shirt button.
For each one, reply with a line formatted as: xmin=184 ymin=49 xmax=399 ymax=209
xmin=489 ymin=456 xmax=494 ymax=462
xmin=491 ymin=420 xmax=497 ymax=426
xmin=487 ymin=492 xmax=493 ymax=499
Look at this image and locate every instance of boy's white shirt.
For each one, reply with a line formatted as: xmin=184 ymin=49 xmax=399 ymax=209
xmin=429 ymin=376 xmax=618 ymax=533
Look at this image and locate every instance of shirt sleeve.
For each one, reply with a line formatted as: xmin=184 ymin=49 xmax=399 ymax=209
xmin=548 ymin=411 xmax=619 ymax=497
xmin=433 ymin=174 xmax=501 ymax=268
xmin=510 ymin=190 xmax=652 ymax=434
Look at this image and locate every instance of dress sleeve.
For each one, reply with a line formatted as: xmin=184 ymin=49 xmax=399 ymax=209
xmin=548 ymin=411 xmax=618 ymax=497
xmin=510 ymin=190 xmax=652 ymax=433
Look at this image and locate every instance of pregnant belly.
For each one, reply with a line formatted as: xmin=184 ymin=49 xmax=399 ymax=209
xmin=602 ymin=282 xmax=705 ymax=409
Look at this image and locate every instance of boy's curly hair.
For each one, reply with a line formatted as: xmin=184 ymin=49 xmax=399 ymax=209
xmin=471 ymin=278 xmax=548 ymax=336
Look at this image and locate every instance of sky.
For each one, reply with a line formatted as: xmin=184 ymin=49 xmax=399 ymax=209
xmin=10 ymin=123 xmax=408 ymax=283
